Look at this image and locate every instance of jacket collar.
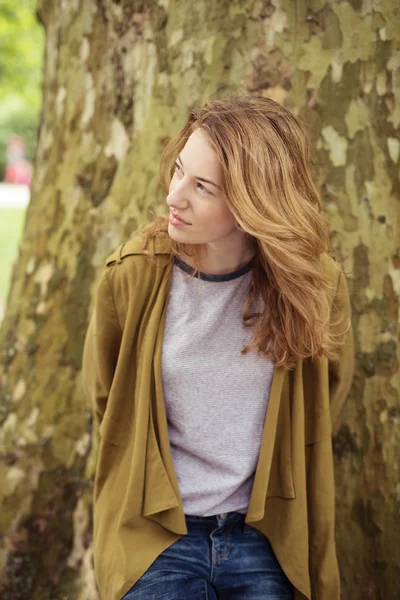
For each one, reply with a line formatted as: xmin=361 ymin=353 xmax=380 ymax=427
xmin=106 ymin=234 xmax=173 ymax=265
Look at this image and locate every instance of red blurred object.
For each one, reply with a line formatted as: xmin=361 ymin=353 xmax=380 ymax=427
xmin=5 ymin=160 xmax=32 ymax=186
xmin=4 ymin=134 xmax=33 ymax=186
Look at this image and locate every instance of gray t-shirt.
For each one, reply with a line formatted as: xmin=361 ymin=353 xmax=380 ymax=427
xmin=161 ymin=255 xmax=274 ymax=517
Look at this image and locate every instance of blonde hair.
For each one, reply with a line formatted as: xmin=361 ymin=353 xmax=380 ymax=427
xmin=141 ymin=95 xmax=349 ymax=369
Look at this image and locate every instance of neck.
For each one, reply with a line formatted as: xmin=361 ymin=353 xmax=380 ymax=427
xmin=182 ymin=234 xmax=257 ymax=275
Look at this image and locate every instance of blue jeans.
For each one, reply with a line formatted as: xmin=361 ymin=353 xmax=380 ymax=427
xmin=122 ymin=511 xmax=293 ymax=599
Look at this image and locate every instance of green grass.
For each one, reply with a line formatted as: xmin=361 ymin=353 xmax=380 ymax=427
xmin=0 ymin=207 xmax=26 ymax=304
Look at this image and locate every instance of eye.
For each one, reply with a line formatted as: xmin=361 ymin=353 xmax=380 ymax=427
xmin=196 ymin=182 xmax=211 ymax=196
xmin=173 ymin=161 xmax=212 ymax=196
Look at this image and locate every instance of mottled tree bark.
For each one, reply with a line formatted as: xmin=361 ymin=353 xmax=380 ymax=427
xmin=0 ymin=0 xmax=399 ymax=598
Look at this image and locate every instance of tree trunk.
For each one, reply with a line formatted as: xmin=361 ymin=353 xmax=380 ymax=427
xmin=0 ymin=1 xmax=398 ymax=598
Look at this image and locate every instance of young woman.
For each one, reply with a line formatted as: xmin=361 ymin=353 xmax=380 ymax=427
xmin=82 ymin=95 xmax=354 ymax=600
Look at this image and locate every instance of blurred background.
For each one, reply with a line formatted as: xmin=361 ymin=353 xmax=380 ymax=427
xmin=0 ymin=0 xmax=43 ymax=321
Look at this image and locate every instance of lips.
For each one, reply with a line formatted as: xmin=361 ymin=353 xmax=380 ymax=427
xmin=171 ymin=211 xmax=190 ymax=225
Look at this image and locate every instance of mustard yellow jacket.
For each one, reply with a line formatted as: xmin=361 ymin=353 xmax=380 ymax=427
xmin=82 ymin=234 xmax=354 ymax=600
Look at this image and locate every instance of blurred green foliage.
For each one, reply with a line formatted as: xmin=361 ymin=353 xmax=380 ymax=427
xmin=0 ymin=0 xmax=44 ymax=179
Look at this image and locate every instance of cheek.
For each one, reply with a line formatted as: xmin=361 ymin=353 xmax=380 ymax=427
xmin=197 ymin=201 xmax=236 ymax=231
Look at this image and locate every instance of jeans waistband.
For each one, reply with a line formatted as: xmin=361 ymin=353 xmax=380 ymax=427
xmin=185 ymin=511 xmax=246 ymax=526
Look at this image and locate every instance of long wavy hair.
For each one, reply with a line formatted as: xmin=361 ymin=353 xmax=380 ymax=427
xmin=140 ymin=95 xmax=349 ymax=369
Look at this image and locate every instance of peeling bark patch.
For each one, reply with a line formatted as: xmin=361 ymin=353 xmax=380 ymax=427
xmin=46 ymin=269 xmax=68 ymax=300
xmin=345 ymin=98 xmax=370 ymax=140
xmin=333 ymin=424 xmax=360 ymax=459
xmin=374 ymin=340 xmax=398 ymax=376
xmin=387 ymin=137 xmax=399 ymax=163
xmin=94 ymin=155 xmax=118 ymax=207
xmin=5 ymin=467 xmax=26 ymax=496
xmin=62 ymin=242 xmax=95 ymax=370
xmin=318 ymin=60 xmax=360 ymax=134
xmin=75 ymin=152 xmax=118 ymax=207
xmin=67 ymin=496 xmax=90 ymax=569
xmin=81 ymin=73 xmax=95 ymax=127
xmin=348 ymin=129 xmax=375 ymax=186
xmin=320 ymin=125 xmax=348 ymax=167
xmin=34 ymin=263 xmax=55 ymax=298
xmin=353 ymin=243 xmax=370 ymax=291
xmin=298 ymin=36 xmax=332 ymax=89
xmin=332 ymin=3 xmax=376 ymax=64
xmin=351 ymin=498 xmax=382 ymax=538
xmin=104 ymin=118 xmax=130 ymax=161
xmin=12 ymin=380 xmax=27 ymax=403
xmin=382 ymin=273 xmax=399 ymax=322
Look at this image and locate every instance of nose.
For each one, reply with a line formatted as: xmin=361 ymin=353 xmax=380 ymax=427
xmin=166 ymin=183 xmax=189 ymax=211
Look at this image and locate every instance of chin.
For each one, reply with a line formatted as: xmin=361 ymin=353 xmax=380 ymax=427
xmin=167 ymin=224 xmax=204 ymax=247
xmin=167 ymin=223 xmax=189 ymax=241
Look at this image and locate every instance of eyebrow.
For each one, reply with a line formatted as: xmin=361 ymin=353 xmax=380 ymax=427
xmin=177 ymin=154 xmax=222 ymax=191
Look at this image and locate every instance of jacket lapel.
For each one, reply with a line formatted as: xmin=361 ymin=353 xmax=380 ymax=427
xmin=141 ymin=260 xmax=188 ymax=535
xmin=246 ymin=364 xmax=294 ymax=523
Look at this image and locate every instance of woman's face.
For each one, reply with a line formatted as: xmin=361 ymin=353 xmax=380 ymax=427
xmin=166 ymin=129 xmax=242 ymax=247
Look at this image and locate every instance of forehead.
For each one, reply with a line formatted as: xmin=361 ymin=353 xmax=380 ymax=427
xmin=180 ymin=129 xmax=221 ymax=177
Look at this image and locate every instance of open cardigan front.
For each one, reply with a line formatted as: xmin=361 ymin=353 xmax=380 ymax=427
xmin=82 ymin=234 xmax=354 ymax=600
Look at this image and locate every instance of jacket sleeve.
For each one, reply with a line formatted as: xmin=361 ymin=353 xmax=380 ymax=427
xmin=328 ymin=267 xmax=355 ymax=435
xmin=81 ymin=269 xmax=122 ymax=428
xmin=304 ymin=266 xmax=355 ymax=599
